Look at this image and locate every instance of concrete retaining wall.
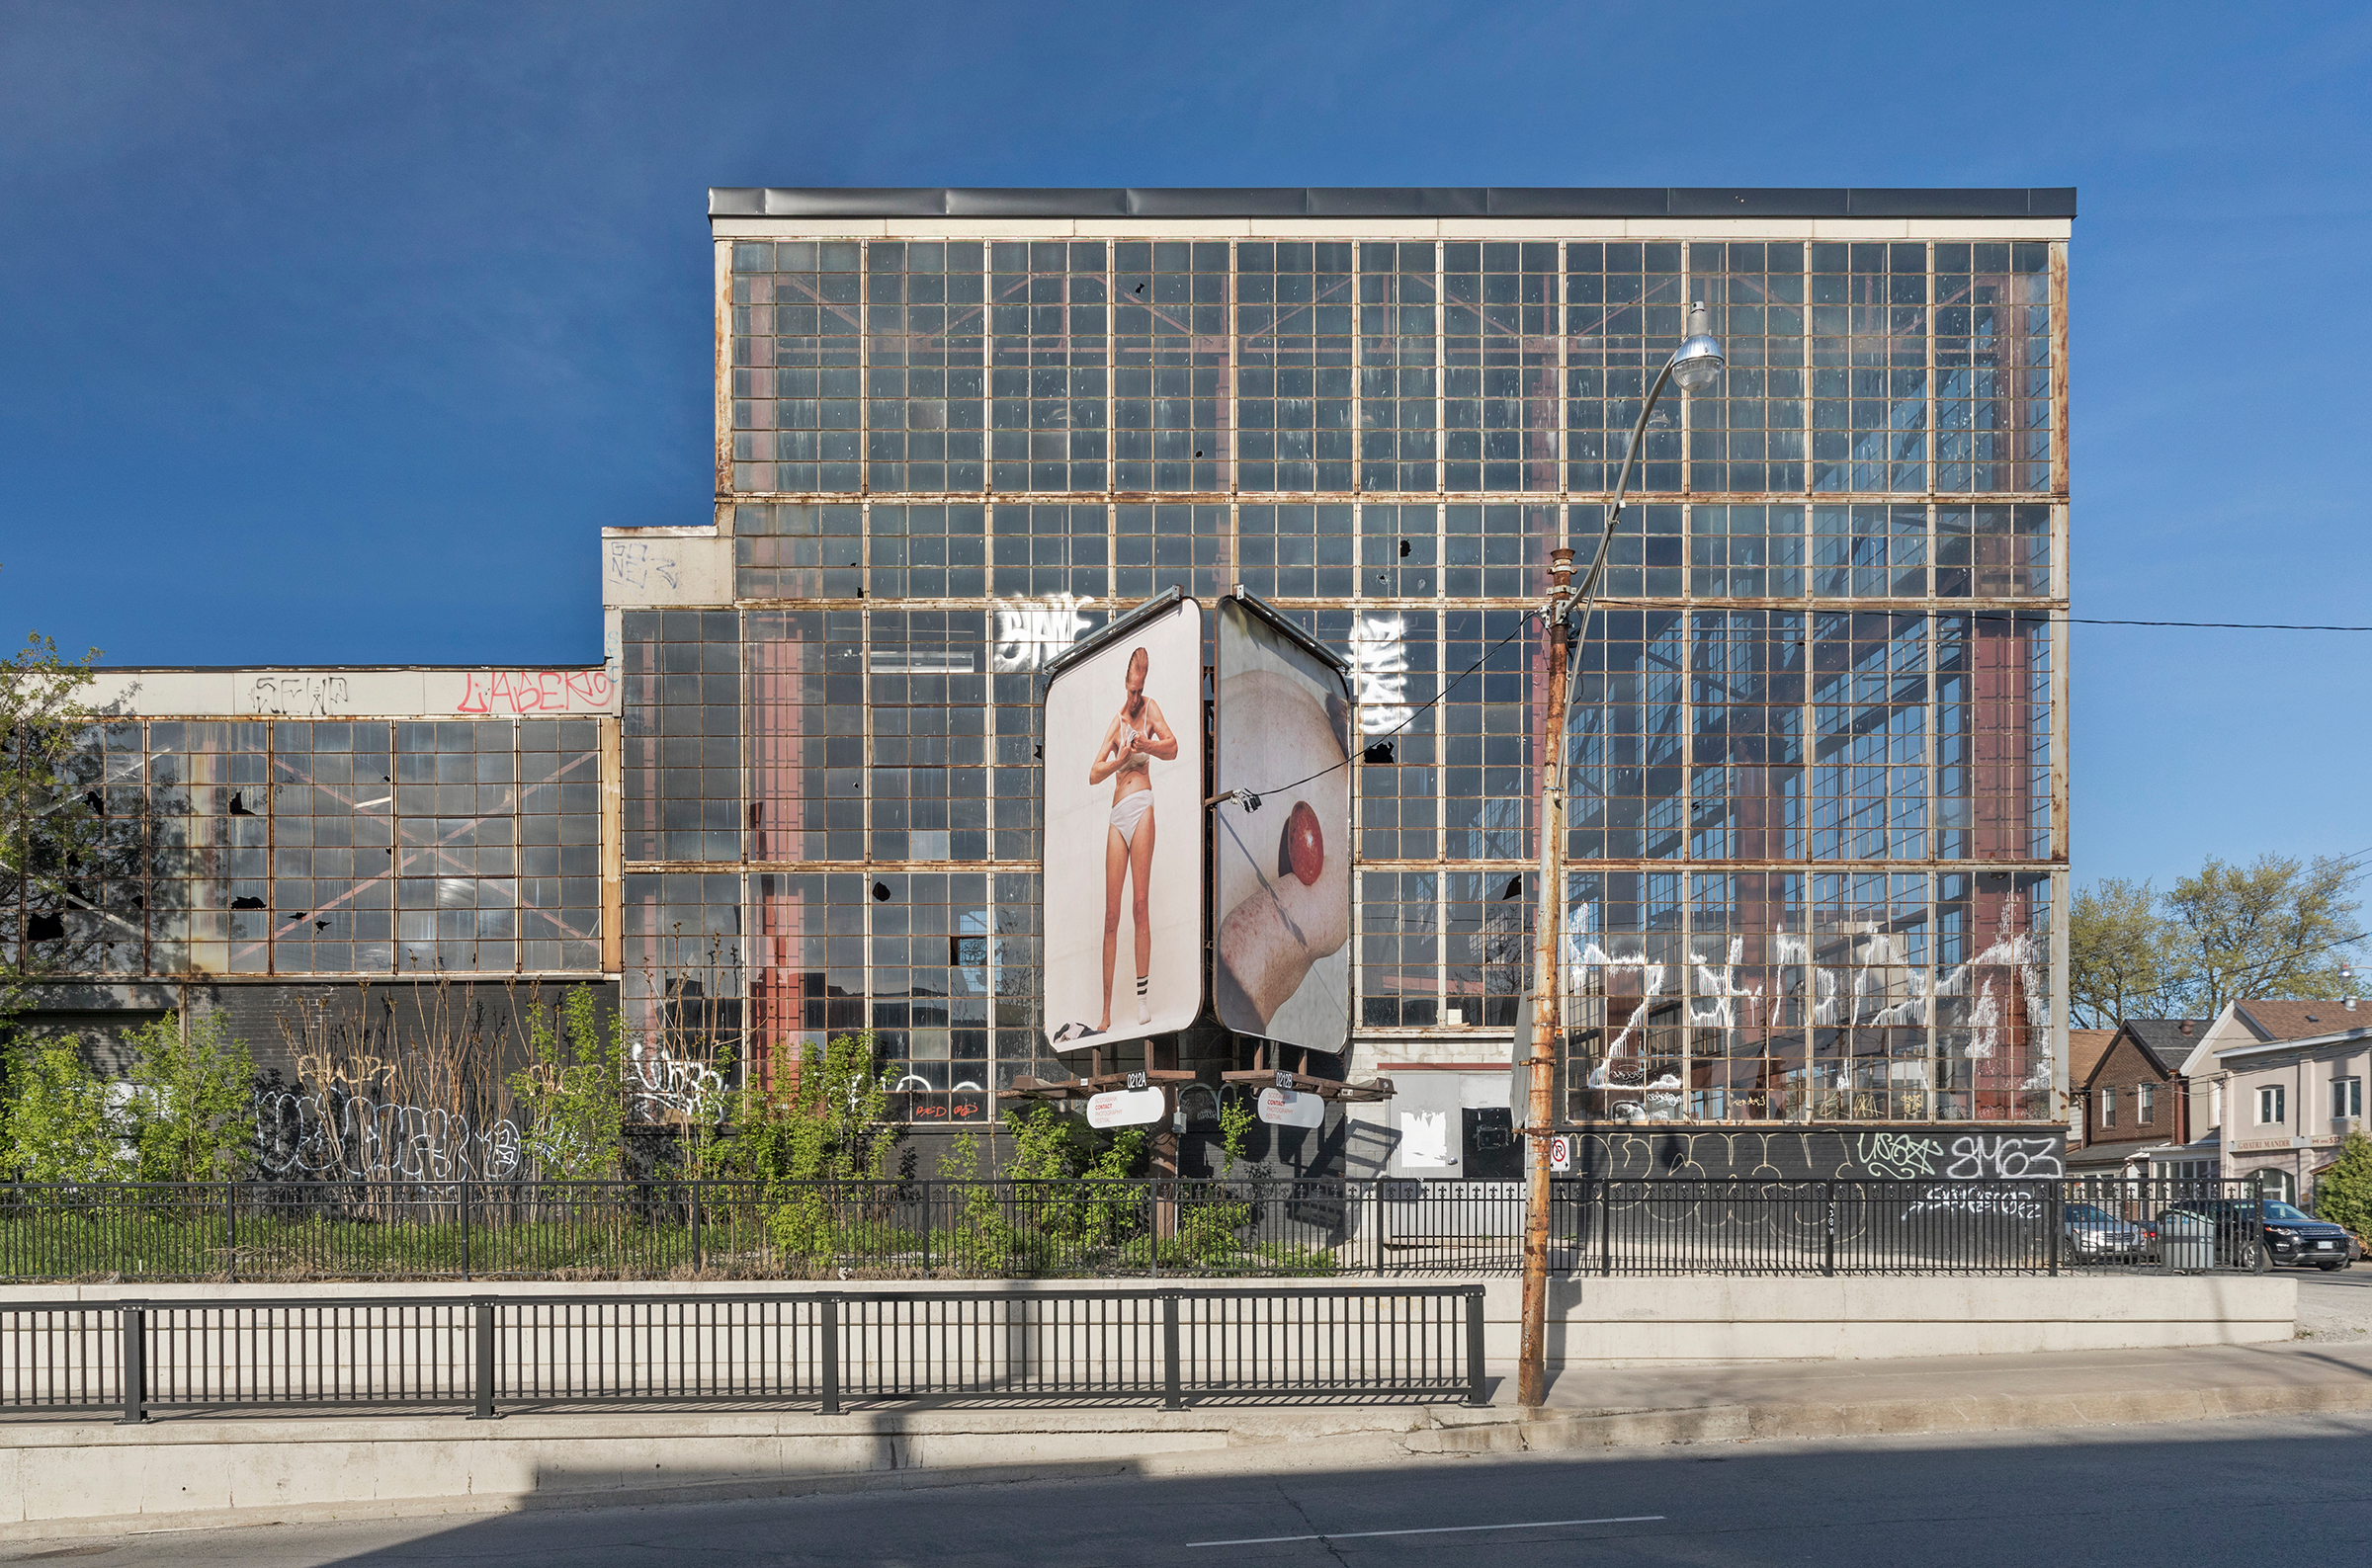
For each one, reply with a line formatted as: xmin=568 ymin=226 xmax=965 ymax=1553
xmin=0 ymin=1273 xmax=2297 ymax=1369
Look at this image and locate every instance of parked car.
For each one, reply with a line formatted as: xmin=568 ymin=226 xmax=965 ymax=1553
xmin=2159 ymin=1197 xmax=2354 ymax=1271
xmin=2062 ymin=1201 xmax=2151 ymax=1262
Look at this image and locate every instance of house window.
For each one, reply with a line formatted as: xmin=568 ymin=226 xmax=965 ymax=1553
xmin=2099 ymin=1087 xmax=2115 ymax=1129
xmin=2257 ymin=1084 xmax=2286 ymax=1125
xmin=2139 ymin=1083 xmax=2156 ymax=1124
xmin=2337 ymin=1078 xmax=2363 ymax=1120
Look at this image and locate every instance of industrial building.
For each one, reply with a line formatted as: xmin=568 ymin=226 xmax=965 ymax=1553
xmin=6 ymin=187 xmax=2073 ymax=1181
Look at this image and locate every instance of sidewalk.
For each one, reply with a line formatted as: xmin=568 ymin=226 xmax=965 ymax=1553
xmin=1419 ymin=1337 xmax=2372 ymax=1453
xmin=5 ymin=1340 xmax=2370 ymax=1541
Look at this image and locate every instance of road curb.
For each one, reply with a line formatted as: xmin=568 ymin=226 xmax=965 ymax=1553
xmin=1404 ymin=1378 xmax=2372 ymax=1455
xmin=6 ymin=1377 xmax=2372 ymax=1543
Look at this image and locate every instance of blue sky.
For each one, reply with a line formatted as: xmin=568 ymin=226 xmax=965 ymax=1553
xmin=4 ymin=0 xmax=2369 ymax=895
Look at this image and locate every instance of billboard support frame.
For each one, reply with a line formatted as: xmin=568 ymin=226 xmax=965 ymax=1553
xmin=1037 ymin=585 xmax=1186 ymax=689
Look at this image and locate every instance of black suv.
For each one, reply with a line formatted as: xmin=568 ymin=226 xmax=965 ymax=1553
xmin=2160 ymin=1197 xmax=2354 ymax=1271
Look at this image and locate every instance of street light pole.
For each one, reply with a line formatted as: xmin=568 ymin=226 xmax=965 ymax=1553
xmin=1518 ymin=303 xmax=1723 ymax=1408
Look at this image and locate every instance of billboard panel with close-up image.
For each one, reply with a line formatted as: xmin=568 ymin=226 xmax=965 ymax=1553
xmin=1215 ymin=594 xmax=1353 ymax=1055
xmin=1040 ymin=596 xmax=1206 ymax=1053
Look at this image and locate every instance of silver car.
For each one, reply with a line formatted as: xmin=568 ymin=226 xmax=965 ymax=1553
xmin=2063 ymin=1200 xmax=2151 ymax=1261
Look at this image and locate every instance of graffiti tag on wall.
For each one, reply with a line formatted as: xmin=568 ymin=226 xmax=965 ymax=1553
xmin=255 ymin=1091 xmax=522 ymax=1184
xmin=604 ymin=540 xmax=683 ymax=592
xmin=453 ymin=668 xmax=616 ymax=715
xmin=249 ymin=675 xmax=353 ymax=716
xmin=989 ymin=594 xmax=1094 ymax=673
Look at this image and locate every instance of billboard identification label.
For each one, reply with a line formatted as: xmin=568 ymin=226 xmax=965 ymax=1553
xmin=1086 ymin=1088 xmax=1169 ymax=1129
xmin=1256 ymin=1086 xmax=1326 ymax=1128
xmin=1214 ymin=596 xmax=1353 ymax=1055
xmin=1040 ymin=596 xmax=1206 ymax=1053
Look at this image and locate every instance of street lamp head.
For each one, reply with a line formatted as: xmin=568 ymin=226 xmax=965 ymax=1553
xmin=1671 ymin=300 xmax=1724 ymax=395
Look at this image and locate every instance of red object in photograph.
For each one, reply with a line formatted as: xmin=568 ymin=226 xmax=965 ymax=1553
xmin=1283 ymin=799 xmax=1324 ymax=886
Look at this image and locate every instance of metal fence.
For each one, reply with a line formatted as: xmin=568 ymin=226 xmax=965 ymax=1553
xmin=0 ymin=1176 xmax=2287 ymax=1282
xmin=0 ymin=1284 xmax=1485 ymax=1420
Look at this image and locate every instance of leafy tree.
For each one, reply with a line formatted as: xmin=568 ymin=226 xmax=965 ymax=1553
xmin=2070 ymin=854 xmax=2365 ymax=1026
xmin=732 ymin=1031 xmax=891 ymax=1186
xmin=0 ymin=1035 xmax=129 ymax=1183
xmin=2069 ymin=878 xmax=2192 ymax=1028
xmin=0 ymin=598 xmax=102 ymax=1009
xmin=509 ymin=986 xmax=631 ymax=1180
xmin=125 ymin=1012 xmax=255 ymax=1182
xmin=2314 ymin=1130 xmax=2372 ymax=1237
xmin=742 ymin=1032 xmax=895 ymax=1263
xmin=2166 ymin=853 xmax=2362 ymax=1019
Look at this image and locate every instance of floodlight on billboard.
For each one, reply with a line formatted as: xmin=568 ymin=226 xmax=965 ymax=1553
xmin=1214 ymin=592 xmax=1353 ymax=1056
xmin=1038 ymin=590 xmax=1207 ymax=1053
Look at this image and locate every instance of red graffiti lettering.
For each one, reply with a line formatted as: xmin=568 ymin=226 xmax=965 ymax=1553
xmin=450 ymin=669 xmax=616 ymax=715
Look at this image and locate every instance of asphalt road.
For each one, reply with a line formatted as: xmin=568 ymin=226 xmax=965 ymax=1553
xmin=11 ymin=1410 xmax=2369 ymax=1567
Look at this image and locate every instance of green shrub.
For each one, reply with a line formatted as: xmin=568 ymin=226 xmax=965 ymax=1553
xmin=126 ymin=1012 xmax=255 ymax=1182
xmin=509 ymin=986 xmax=630 ymax=1179
xmin=752 ymin=1032 xmax=894 ymax=1262
xmin=0 ymin=1035 xmax=129 ymax=1183
xmin=2316 ymin=1130 xmax=2372 ymax=1237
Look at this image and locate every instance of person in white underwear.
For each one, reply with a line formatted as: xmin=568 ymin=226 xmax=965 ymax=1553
xmin=1087 ymin=646 xmax=1178 ymax=1031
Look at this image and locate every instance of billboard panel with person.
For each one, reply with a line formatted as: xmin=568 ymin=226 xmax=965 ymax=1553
xmin=1214 ymin=594 xmax=1353 ymax=1055
xmin=1039 ymin=595 xmax=1206 ymax=1052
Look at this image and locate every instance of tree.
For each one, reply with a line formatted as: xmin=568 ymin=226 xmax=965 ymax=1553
xmin=509 ymin=985 xmax=631 ymax=1180
xmin=2314 ymin=1130 xmax=2372 ymax=1236
xmin=1 ymin=593 xmax=103 ymax=1007
xmin=125 ymin=1012 xmax=257 ymax=1182
xmin=2069 ymin=854 xmax=2366 ymax=1027
xmin=2165 ymin=853 xmax=2362 ymax=1019
xmin=733 ymin=1031 xmax=892 ymax=1187
xmin=0 ymin=1035 xmax=130 ymax=1183
xmin=2068 ymin=878 xmax=2192 ymax=1028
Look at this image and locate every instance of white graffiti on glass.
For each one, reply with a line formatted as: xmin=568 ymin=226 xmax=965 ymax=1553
xmin=989 ymin=594 xmax=1094 ymax=672
xmin=1348 ymin=615 xmax=1415 ymax=736
xmin=256 ymin=1092 xmax=522 ymax=1183
xmin=1570 ymin=888 xmax=2056 ymax=1121
xmin=627 ymin=1040 xmax=726 ymax=1123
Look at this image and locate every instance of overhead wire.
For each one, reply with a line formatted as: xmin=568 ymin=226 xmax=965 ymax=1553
xmin=1226 ymin=601 xmax=2372 ymax=804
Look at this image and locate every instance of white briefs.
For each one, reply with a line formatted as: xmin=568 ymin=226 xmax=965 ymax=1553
xmin=1109 ymin=788 xmax=1153 ymax=848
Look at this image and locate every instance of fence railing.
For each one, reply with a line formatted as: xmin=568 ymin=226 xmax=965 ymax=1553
xmin=0 ymin=1284 xmax=1485 ymax=1420
xmin=0 ymin=1176 xmax=2279 ymax=1282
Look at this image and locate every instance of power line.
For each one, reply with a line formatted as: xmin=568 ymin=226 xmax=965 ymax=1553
xmin=1229 ymin=614 xmax=1535 ymax=805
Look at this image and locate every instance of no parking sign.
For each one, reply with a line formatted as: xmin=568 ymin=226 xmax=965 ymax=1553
xmin=1549 ymin=1133 xmax=1572 ymax=1174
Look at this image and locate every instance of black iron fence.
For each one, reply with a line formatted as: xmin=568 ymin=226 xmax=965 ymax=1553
xmin=0 ymin=1284 xmax=1484 ymax=1420
xmin=0 ymin=1176 xmax=2286 ymax=1282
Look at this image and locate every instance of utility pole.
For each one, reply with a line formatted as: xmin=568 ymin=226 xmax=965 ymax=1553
xmin=1518 ymin=544 xmax=1572 ymax=1408
xmin=1517 ymin=303 xmax=1723 ymax=1408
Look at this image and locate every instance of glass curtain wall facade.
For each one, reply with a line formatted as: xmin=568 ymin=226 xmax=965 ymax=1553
xmin=690 ymin=198 xmax=2070 ymax=1131
xmin=4 ymin=715 xmax=607 ymax=980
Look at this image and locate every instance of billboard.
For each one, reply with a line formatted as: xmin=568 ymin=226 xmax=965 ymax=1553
xmin=1040 ymin=595 xmax=1206 ymax=1052
xmin=1215 ymin=594 xmax=1353 ymax=1055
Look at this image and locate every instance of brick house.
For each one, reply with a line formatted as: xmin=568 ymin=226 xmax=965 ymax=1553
xmin=2067 ymin=1019 xmax=2204 ymax=1182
